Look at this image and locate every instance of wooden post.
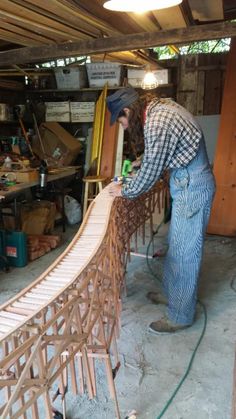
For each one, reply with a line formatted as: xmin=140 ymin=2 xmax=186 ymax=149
xmin=208 ymin=39 xmax=236 ymax=236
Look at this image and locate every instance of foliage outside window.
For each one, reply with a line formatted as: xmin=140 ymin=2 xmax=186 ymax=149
xmin=155 ymin=38 xmax=231 ymax=60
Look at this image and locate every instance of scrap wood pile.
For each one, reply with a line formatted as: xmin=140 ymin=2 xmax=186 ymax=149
xmin=27 ymin=234 xmax=61 ymax=261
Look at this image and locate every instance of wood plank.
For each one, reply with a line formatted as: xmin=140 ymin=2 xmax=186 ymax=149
xmin=0 ymin=21 xmax=235 ymax=66
xmin=203 ymin=70 xmax=222 ymax=115
xmin=127 ymin=13 xmax=159 ymax=32
xmin=177 ymin=55 xmax=198 ymax=114
xmin=152 ymin=5 xmax=187 ymax=29
xmin=0 ymin=21 xmax=54 ymax=44
xmin=188 ymin=0 xmax=223 ymax=21
xmin=16 ymin=0 xmax=119 ymax=37
xmin=0 ymin=28 xmax=42 ymax=47
xmin=100 ymin=109 xmax=119 ymax=180
xmin=196 ymin=70 xmax=205 ymax=116
xmin=0 ymin=1 xmax=90 ymax=41
xmin=207 ymin=38 xmax=236 ymax=236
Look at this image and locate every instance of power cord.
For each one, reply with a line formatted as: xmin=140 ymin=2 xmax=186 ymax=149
xmin=145 ymin=220 xmax=164 ymax=284
xmin=230 ymin=276 xmax=236 ymax=293
xmin=156 ymin=300 xmax=207 ymax=419
xmin=145 ymin=221 xmax=207 ymax=419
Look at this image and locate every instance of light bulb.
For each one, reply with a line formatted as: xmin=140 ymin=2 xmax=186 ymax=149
xmin=103 ymin=0 xmax=182 ymax=13
xmin=141 ymin=71 xmax=158 ymax=90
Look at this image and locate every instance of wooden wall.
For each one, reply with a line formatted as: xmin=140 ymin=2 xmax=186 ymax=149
xmin=159 ymin=52 xmax=228 ymax=116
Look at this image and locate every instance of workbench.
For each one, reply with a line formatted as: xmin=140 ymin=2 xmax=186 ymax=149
xmin=0 ymin=166 xmax=81 ymax=231
xmin=0 ymin=166 xmax=80 ymax=199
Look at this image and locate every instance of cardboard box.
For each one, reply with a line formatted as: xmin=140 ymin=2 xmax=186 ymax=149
xmin=86 ymin=62 xmax=123 ymax=87
xmin=128 ymin=68 xmax=169 ymax=87
xmin=21 ymin=201 xmax=56 ymax=235
xmin=54 ymin=66 xmax=88 ymax=89
xmin=0 ymin=103 xmax=10 ymax=121
xmin=33 ymin=122 xmax=82 ymax=166
xmin=45 ymin=101 xmax=70 ymax=122
xmin=70 ymin=102 xmax=95 ymax=122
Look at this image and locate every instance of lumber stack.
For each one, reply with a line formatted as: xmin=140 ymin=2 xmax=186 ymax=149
xmin=27 ymin=234 xmax=61 ymax=261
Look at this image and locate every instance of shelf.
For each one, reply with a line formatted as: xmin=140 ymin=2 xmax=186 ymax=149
xmin=25 ymin=84 xmax=173 ymax=93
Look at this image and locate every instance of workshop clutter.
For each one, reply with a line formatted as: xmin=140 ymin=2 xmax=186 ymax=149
xmin=32 ymin=122 xmax=82 ymax=166
xmin=53 ymin=63 xmax=125 ymax=89
xmin=64 ymin=195 xmax=82 ymax=225
xmin=21 ymin=200 xmax=56 ymax=235
xmin=86 ymin=62 xmax=125 ymax=87
xmin=54 ymin=65 xmax=88 ymax=89
xmin=45 ymin=101 xmax=95 ymax=123
xmin=0 ymin=229 xmax=27 ymax=267
xmin=1 ymin=201 xmax=56 ymax=233
xmin=0 ymin=103 xmax=11 ymax=121
xmin=27 ymin=234 xmax=61 ymax=261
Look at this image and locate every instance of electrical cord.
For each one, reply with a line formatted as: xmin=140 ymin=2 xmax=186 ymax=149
xmin=230 ymin=276 xmax=236 ymax=293
xmin=156 ymin=300 xmax=207 ymax=419
xmin=145 ymin=220 xmax=164 ymax=284
xmin=145 ymin=221 xmax=207 ymax=419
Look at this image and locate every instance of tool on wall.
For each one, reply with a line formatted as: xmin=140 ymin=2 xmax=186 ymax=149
xmin=14 ymin=105 xmax=35 ymax=159
xmin=26 ymin=100 xmax=48 ymax=163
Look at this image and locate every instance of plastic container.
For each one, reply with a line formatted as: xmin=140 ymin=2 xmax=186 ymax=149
xmin=3 ymin=156 xmax=12 ymax=170
xmin=86 ymin=62 xmax=123 ymax=87
xmin=54 ymin=66 xmax=88 ymax=89
xmin=5 ymin=230 xmax=28 ymax=267
xmin=0 ymin=230 xmax=9 ymax=270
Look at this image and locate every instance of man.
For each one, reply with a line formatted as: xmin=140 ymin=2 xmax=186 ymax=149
xmin=106 ymin=87 xmax=215 ymax=334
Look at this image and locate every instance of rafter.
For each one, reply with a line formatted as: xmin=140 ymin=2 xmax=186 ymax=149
xmin=0 ymin=21 xmax=234 ymax=67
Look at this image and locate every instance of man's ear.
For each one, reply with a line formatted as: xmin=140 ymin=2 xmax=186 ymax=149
xmin=123 ymin=107 xmax=130 ymax=117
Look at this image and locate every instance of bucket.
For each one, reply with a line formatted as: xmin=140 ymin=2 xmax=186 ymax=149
xmin=5 ymin=230 xmax=28 ymax=267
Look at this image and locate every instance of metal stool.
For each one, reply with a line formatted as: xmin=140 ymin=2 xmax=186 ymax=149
xmin=82 ymin=176 xmax=106 ymax=218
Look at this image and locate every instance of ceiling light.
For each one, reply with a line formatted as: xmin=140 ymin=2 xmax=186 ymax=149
xmin=103 ymin=0 xmax=182 ymax=13
xmin=141 ymin=69 xmax=158 ymax=90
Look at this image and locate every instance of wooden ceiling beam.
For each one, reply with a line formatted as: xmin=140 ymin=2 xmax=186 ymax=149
xmin=0 ymin=21 xmax=57 ymax=44
xmin=0 ymin=21 xmax=235 ymax=66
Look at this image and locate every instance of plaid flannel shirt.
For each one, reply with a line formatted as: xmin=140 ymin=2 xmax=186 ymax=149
xmin=122 ymin=99 xmax=202 ymax=199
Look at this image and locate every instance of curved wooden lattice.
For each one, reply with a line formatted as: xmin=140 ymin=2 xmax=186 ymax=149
xmin=0 ymin=181 xmax=167 ymax=419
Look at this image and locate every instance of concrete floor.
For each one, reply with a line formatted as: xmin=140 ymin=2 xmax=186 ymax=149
xmin=0 ymin=223 xmax=235 ymax=419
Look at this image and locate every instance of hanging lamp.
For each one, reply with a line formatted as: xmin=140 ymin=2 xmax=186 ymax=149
xmin=141 ymin=67 xmax=158 ymax=90
xmin=103 ymin=0 xmax=182 ymax=13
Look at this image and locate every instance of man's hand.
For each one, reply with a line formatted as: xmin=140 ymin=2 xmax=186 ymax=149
xmin=107 ymin=182 xmax=122 ymax=197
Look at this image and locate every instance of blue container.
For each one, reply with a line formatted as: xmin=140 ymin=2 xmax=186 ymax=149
xmin=0 ymin=230 xmax=8 ymax=270
xmin=5 ymin=230 xmax=28 ymax=267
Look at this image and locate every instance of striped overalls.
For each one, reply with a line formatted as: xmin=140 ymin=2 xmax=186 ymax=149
xmin=163 ymin=138 xmax=216 ymax=325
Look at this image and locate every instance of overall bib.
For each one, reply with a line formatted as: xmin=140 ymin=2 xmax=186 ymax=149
xmin=163 ymin=138 xmax=216 ymax=325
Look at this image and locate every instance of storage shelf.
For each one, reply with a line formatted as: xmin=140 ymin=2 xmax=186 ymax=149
xmin=25 ymin=84 xmax=173 ymax=93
